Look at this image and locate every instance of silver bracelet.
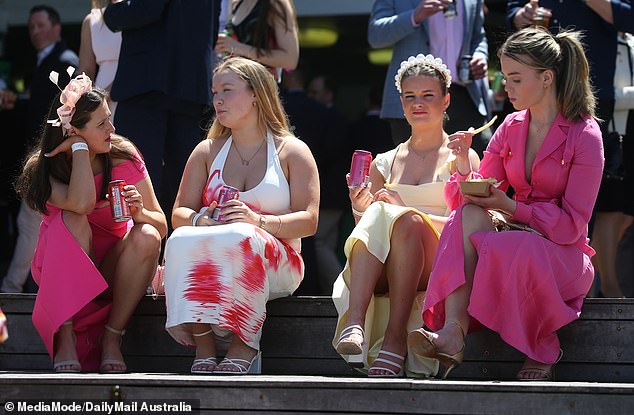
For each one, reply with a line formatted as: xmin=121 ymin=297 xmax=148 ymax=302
xmin=192 ymin=212 xmax=203 ymax=226
xmin=352 ymin=207 xmax=365 ymax=217
xmin=71 ymin=142 xmax=89 ymax=153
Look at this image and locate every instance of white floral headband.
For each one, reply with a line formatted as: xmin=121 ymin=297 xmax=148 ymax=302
xmin=394 ymin=54 xmax=452 ymax=93
xmin=47 ymin=66 xmax=93 ymax=131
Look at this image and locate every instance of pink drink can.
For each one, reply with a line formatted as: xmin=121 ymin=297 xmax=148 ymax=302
xmin=212 ymin=185 xmax=240 ymax=221
xmin=108 ymin=180 xmax=131 ymax=222
xmin=349 ymin=150 xmax=372 ymax=187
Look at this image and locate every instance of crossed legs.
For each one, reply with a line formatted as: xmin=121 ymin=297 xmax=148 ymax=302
xmin=344 ymin=212 xmax=437 ymax=376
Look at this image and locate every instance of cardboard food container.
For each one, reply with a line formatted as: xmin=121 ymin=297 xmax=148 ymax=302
xmin=459 ymin=178 xmax=497 ymax=197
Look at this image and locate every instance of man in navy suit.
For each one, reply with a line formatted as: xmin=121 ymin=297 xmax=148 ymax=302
xmin=104 ymin=0 xmax=220 ymax=214
xmin=369 ymin=0 xmax=490 ymax=154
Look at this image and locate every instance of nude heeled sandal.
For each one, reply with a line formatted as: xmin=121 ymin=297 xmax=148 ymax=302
xmin=100 ymin=325 xmax=127 ymax=374
xmin=408 ymin=321 xmax=465 ymax=379
xmin=53 ymin=321 xmax=81 ymax=373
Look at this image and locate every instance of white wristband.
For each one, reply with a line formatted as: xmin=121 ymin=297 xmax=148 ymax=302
xmin=71 ymin=142 xmax=89 ymax=153
xmin=192 ymin=212 xmax=203 ymax=226
xmin=352 ymin=207 xmax=365 ymax=217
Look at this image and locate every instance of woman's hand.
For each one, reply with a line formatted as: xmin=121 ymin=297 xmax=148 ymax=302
xmin=121 ymin=184 xmax=145 ymax=221
xmin=218 ymin=199 xmax=260 ymax=225
xmin=447 ymin=130 xmax=473 ymax=159
xmin=44 ymin=135 xmax=87 ymax=158
xmin=347 ymin=174 xmax=373 ymax=214
xmin=448 ymin=130 xmax=475 ymax=176
xmin=194 ymin=201 xmax=220 ymax=226
xmin=463 ymin=186 xmax=517 ymax=215
xmin=373 ymin=188 xmax=405 ymax=206
xmin=215 ymin=34 xmax=244 ymax=57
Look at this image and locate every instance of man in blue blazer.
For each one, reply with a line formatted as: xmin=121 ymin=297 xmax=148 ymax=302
xmin=104 ymin=0 xmax=220 ymax=214
xmin=369 ymin=0 xmax=490 ymax=154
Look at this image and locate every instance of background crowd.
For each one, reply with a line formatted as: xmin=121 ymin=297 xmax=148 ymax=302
xmin=0 ymin=0 xmax=633 ymax=301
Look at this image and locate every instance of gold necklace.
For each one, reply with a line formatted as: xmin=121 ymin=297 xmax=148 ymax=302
xmin=233 ymin=138 xmax=266 ymax=166
xmin=407 ymin=136 xmax=446 ymax=160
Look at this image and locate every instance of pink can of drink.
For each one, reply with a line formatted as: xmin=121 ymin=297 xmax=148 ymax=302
xmin=212 ymin=185 xmax=240 ymax=221
xmin=108 ymin=180 xmax=131 ymax=222
xmin=349 ymin=150 xmax=372 ymax=187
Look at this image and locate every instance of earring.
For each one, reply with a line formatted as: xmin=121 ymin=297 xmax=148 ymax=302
xmin=252 ymin=102 xmax=256 ymax=107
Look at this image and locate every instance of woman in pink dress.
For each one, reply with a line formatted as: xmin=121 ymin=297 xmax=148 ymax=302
xmin=409 ymin=27 xmax=604 ymax=380
xmin=16 ymin=70 xmax=167 ymax=373
xmin=163 ymin=57 xmax=319 ymax=374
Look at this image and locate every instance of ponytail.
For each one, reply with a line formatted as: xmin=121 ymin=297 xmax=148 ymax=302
xmin=498 ymin=27 xmax=596 ymax=121
xmin=555 ymin=31 xmax=596 ymax=121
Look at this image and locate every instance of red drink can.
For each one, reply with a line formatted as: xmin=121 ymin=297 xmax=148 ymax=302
xmin=108 ymin=180 xmax=131 ymax=222
xmin=349 ymin=150 xmax=372 ymax=187
xmin=212 ymin=185 xmax=240 ymax=221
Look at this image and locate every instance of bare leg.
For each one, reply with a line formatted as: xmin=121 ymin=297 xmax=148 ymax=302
xmin=592 ymin=212 xmax=626 ymax=297
xmin=190 ymin=323 xmax=217 ymax=372
xmin=99 ymin=223 xmax=162 ymax=372
xmin=345 ymin=240 xmax=386 ymax=328
xmin=369 ymin=213 xmax=437 ymax=375
xmin=53 ymin=211 xmax=93 ymax=371
xmin=432 ymin=205 xmax=494 ymax=356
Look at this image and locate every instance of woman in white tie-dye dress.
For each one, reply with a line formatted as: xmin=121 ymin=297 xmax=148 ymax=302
xmin=163 ymin=57 xmax=319 ymax=375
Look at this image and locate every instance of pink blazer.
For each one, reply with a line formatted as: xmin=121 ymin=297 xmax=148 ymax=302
xmin=445 ymin=110 xmax=604 ymax=254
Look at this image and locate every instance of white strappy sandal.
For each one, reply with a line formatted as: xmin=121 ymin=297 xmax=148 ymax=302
xmin=335 ymin=324 xmax=365 ymax=355
xmin=368 ymin=350 xmax=405 ymax=378
xmin=190 ymin=328 xmax=217 ymax=374
xmin=214 ymin=352 xmax=261 ymax=375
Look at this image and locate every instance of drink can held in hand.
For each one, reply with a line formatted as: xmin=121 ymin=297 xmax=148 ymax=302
xmin=458 ymin=55 xmax=472 ymax=84
xmin=350 ymin=150 xmax=372 ymax=187
xmin=108 ymin=180 xmax=131 ymax=222
xmin=443 ymin=1 xmax=458 ymax=18
xmin=212 ymin=185 xmax=240 ymax=221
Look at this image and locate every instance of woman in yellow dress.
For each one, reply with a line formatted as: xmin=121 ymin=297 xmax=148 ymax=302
xmin=332 ymin=54 xmax=480 ymax=377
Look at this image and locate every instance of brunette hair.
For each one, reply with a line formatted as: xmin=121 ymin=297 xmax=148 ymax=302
xmin=248 ymin=0 xmax=297 ymax=58
xmin=16 ymin=88 xmax=138 ymax=214
xmin=498 ymin=27 xmax=595 ymax=121
xmin=207 ymin=57 xmax=293 ymax=141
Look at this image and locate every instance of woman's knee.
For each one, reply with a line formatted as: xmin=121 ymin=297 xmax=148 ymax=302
xmin=392 ymin=213 xmax=431 ymax=244
xmin=126 ymin=224 xmax=161 ymax=258
xmin=461 ymin=204 xmax=494 ymax=234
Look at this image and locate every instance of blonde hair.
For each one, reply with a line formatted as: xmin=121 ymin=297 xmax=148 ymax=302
xmin=207 ymin=57 xmax=293 ymax=141
xmin=498 ymin=27 xmax=596 ymax=121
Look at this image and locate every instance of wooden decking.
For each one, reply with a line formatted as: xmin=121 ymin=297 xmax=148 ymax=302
xmin=1 ymin=373 xmax=634 ymax=414
xmin=1 ymin=294 xmax=633 ymax=414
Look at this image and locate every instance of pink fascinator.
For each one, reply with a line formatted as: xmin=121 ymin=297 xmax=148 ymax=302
xmin=47 ymin=66 xmax=93 ymax=131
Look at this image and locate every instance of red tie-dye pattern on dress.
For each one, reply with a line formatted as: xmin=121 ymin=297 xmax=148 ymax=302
xmin=181 ymin=232 xmax=300 ymax=345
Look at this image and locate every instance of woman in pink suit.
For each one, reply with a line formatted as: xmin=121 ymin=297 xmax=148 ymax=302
xmin=16 ymin=70 xmax=167 ymax=373
xmin=408 ymin=27 xmax=604 ymax=380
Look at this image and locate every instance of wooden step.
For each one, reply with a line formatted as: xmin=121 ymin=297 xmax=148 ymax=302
xmin=1 ymin=373 xmax=633 ymax=414
xmin=1 ymin=294 xmax=633 ymax=382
